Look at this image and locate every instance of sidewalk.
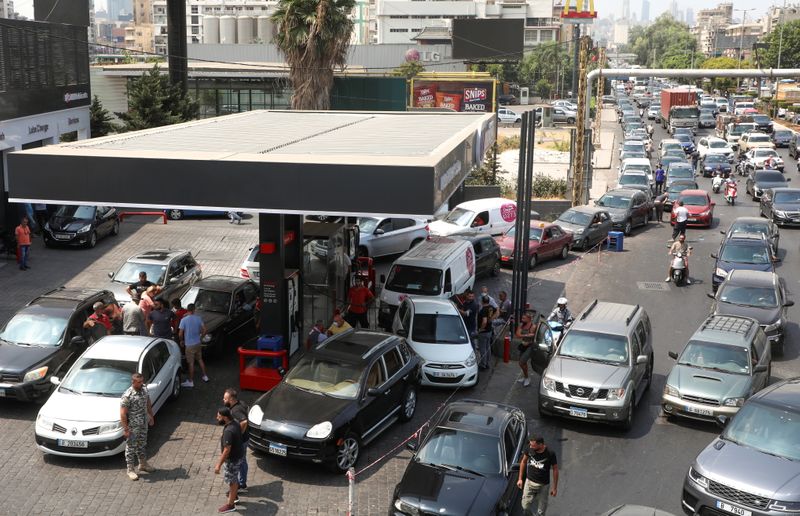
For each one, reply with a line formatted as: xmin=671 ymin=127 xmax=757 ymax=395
xmin=590 ymin=107 xmax=619 ymax=201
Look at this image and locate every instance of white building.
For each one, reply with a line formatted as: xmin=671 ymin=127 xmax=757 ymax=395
xmin=0 ymin=0 xmax=16 ymax=18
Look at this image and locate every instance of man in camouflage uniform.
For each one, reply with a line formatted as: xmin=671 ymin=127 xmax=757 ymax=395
xmin=120 ymin=373 xmax=156 ymax=480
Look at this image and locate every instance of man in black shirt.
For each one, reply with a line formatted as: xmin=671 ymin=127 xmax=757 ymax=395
xmin=126 ymin=271 xmax=154 ymax=300
xmin=454 ymin=290 xmax=479 ymax=339
xmin=215 ymin=407 xmax=244 ymax=514
xmin=223 ymin=388 xmax=250 ymax=491
xmin=476 ymin=295 xmax=494 ymax=370
xmin=517 ymin=435 xmax=559 ymax=516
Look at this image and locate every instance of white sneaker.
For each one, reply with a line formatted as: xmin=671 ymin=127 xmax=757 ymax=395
xmin=523 ymin=378 xmax=531 ymax=387
xmin=202 ymin=375 xmax=209 ymax=382
xmin=181 ymin=380 xmax=194 ymax=387
xmin=517 ymin=377 xmax=526 ymax=384
xmin=665 ymin=277 xmax=671 ymax=282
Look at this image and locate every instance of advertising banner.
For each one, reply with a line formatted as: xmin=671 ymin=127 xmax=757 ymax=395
xmin=411 ymin=79 xmax=496 ymax=113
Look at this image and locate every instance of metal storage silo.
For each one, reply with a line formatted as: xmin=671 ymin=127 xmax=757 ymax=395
xmin=202 ymin=16 xmax=220 ymax=44
xmin=219 ymin=15 xmax=236 ymax=44
xmin=237 ymin=16 xmax=255 ymax=44
xmin=257 ymin=15 xmax=272 ymax=42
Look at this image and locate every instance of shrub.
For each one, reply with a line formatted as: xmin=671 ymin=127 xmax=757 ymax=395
xmin=531 ymin=174 xmax=568 ymax=199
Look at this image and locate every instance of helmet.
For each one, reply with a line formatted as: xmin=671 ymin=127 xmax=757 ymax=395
xmin=557 ymin=297 xmax=568 ymax=306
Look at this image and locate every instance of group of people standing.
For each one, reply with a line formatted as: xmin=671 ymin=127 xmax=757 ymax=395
xmin=452 ymin=287 xmax=513 ymax=370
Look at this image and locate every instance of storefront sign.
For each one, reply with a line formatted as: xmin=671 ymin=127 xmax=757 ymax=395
xmin=28 ymin=124 xmax=49 ymax=135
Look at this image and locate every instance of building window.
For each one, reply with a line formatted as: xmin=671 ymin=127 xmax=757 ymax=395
xmin=389 ymin=28 xmax=409 ymax=32
xmin=540 ymin=29 xmax=553 ymax=41
xmin=191 ymin=26 xmax=199 ymax=34
xmin=411 ymin=28 xmax=421 ymax=32
xmin=524 ymin=29 xmax=538 ymax=44
xmin=191 ymin=5 xmax=198 ymax=13
xmin=191 ymin=16 xmax=199 ymax=24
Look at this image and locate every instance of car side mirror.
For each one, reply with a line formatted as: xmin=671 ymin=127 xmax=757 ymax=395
xmin=538 ymin=342 xmax=551 ymax=352
xmin=108 ymin=272 xmax=114 ymax=279
xmin=70 ymin=336 xmax=86 ymax=347
xmin=367 ymin=387 xmax=382 ymax=397
xmin=784 ymin=300 xmax=795 ymax=307
xmin=668 ymin=351 xmax=679 ymax=360
xmin=396 ymin=328 xmax=407 ymax=338
xmin=787 ymin=178 xmax=792 ymax=182
xmin=636 ymin=355 xmax=648 ymax=365
xmin=716 ymin=415 xmax=729 ymax=428
xmin=50 ymin=376 xmax=61 ymax=386
xmin=168 ymin=277 xmax=178 ymax=284
xmin=710 ymin=202 xmax=716 ymax=206
xmin=374 ymin=228 xmax=385 ymax=235
xmin=710 ymin=253 xmax=718 ymax=259
xmin=754 ymin=364 xmax=768 ymax=373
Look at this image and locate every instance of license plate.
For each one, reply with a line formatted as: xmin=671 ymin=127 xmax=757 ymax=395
xmin=686 ymin=405 xmax=714 ymax=416
xmin=688 ymin=218 xmax=697 ymax=222
xmin=268 ymin=442 xmax=287 ymax=457
xmin=57 ymin=439 xmax=88 ymax=448
xmin=432 ymin=371 xmax=459 ymax=378
xmin=569 ymin=407 xmax=588 ymax=418
xmin=54 ymin=234 xmax=71 ymax=240
xmin=715 ymin=500 xmax=751 ymax=516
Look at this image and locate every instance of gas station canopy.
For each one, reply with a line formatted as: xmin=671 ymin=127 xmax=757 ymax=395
xmin=8 ymin=110 xmax=496 ymax=217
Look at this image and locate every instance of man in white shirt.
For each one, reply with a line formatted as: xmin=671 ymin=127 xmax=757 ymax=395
xmin=671 ymin=200 xmax=689 ymax=241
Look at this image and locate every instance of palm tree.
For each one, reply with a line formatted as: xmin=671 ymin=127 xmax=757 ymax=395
xmin=272 ymin=0 xmax=355 ymax=110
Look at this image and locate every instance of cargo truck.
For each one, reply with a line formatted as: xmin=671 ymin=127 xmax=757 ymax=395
xmin=661 ymin=89 xmax=699 ymax=134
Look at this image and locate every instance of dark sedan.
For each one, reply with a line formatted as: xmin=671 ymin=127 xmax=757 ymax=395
xmin=772 ymin=129 xmax=793 ymax=147
xmin=760 ymin=187 xmax=800 ymax=226
xmin=595 ymin=188 xmax=652 ymax=235
xmin=674 ymin=133 xmax=696 ymax=154
xmin=698 ymin=154 xmax=732 ymax=178
xmin=390 ymin=400 xmax=527 ymax=516
xmin=722 ymin=216 xmax=779 ymax=255
xmin=746 ymin=170 xmax=791 ymax=200
xmin=556 ymin=207 xmax=612 ymax=251
xmin=751 ymin=114 xmax=773 ymax=133
xmin=178 ymin=275 xmax=259 ymax=354
xmin=711 ymin=233 xmax=777 ymax=290
xmin=43 ymin=205 xmax=120 ymax=249
xmin=709 ymin=270 xmax=793 ymax=354
xmin=248 ymin=331 xmax=420 ymax=473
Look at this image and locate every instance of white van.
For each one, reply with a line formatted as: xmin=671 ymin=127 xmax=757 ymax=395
xmin=428 ymin=197 xmax=517 ymax=237
xmin=377 ymin=237 xmax=475 ymax=330
xmin=619 ymin=157 xmax=653 ymax=183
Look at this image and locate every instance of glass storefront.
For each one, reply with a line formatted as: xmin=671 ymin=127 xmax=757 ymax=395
xmin=191 ymin=78 xmax=293 ymax=118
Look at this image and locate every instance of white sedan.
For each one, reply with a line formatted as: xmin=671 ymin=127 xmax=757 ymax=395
xmin=34 ymin=335 xmax=182 ymax=457
xmin=697 ymin=136 xmax=735 ymax=160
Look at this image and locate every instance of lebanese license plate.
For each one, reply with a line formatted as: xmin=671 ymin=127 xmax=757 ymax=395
xmin=433 ymin=371 xmax=459 ymax=378
xmin=685 ymin=405 xmax=714 ymax=416
xmin=688 ymin=218 xmax=697 ymax=222
xmin=54 ymin=234 xmax=71 ymax=240
xmin=268 ymin=442 xmax=287 ymax=457
xmin=57 ymin=439 xmax=88 ymax=448
xmin=715 ymin=500 xmax=752 ymax=516
xmin=569 ymin=407 xmax=588 ymax=418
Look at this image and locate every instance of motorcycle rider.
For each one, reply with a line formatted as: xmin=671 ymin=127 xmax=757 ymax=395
xmin=548 ymin=298 xmax=574 ymax=326
xmin=764 ymin=156 xmax=776 ymax=170
xmin=725 ymin=177 xmax=738 ymax=202
xmin=666 ymin=234 xmax=691 ymax=284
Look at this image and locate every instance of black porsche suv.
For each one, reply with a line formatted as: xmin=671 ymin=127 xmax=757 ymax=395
xmin=248 ymin=330 xmax=421 ymax=473
xmin=0 ymin=288 xmax=118 ymax=401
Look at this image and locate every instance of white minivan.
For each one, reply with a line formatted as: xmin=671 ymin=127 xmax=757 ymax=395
xmin=378 ymin=237 xmax=475 ymax=331
xmin=428 ymin=198 xmax=517 ymax=237
xmin=392 ymin=297 xmax=478 ymax=388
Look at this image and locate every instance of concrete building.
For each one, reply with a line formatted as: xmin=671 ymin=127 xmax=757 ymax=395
xmin=640 ymin=0 xmax=649 ymax=24
xmin=108 ymin=0 xmax=133 ymax=21
xmin=692 ymin=2 xmax=733 ymax=56
xmin=762 ymin=4 xmax=800 ymax=34
xmin=0 ymin=1 xmax=16 ymax=18
xmin=124 ymin=23 xmax=154 ymax=53
xmin=613 ymin=20 xmax=629 ymax=45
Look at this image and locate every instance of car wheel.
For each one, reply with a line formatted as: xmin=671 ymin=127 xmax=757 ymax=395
xmin=528 ymin=254 xmax=538 ymax=270
xmin=399 ymin=386 xmax=417 ymax=422
xmin=559 ymin=245 xmax=569 ymax=260
xmin=86 ymin=231 xmax=97 ymax=249
xmin=537 ymin=400 xmax=551 ymax=419
xmin=330 ymin=433 xmax=360 ymax=473
xmin=409 ymin=238 xmax=424 ymax=250
xmin=111 ymin=220 xmax=120 ymax=236
xmin=490 ymin=258 xmax=500 ymax=276
xmin=170 ymin=371 xmax=181 ymax=400
xmin=623 ymin=220 xmax=632 ymax=236
xmin=567 ymin=118 xmax=575 ymax=124
xmin=167 ymin=209 xmax=184 ymax=220
xmin=619 ymin=397 xmax=635 ymax=431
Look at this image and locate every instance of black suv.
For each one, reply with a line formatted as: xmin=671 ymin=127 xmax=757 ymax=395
xmin=43 ymin=205 xmax=120 ymax=249
xmin=248 ymin=330 xmax=421 ymax=473
xmin=0 ymin=288 xmax=118 ymax=401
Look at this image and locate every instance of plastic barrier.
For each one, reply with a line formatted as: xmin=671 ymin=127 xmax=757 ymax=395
xmin=606 ymin=231 xmax=624 ymax=252
xmin=118 ymin=211 xmax=168 ymax=224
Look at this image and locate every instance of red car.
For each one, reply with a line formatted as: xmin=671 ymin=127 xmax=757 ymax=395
xmin=670 ymin=189 xmax=715 ymax=228
xmin=495 ymin=221 xmax=573 ymax=269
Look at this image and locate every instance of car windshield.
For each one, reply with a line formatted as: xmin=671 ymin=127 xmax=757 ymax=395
xmin=284 ymin=356 xmax=363 ymax=399
xmin=720 ymin=243 xmax=771 ymax=264
xmin=719 ymin=285 xmax=778 ymax=308
xmin=558 ymin=210 xmax=592 ymax=226
xmin=620 ymin=174 xmax=647 ymax=186
xmin=729 ymin=222 xmax=769 ymax=237
xmin=775 ymin=130 xmax=792 ymax=138
xmin=775 ymin=191 xmax=800 ymax=203
xmin=113 ymin=262 xmax=167 ymax=285
xmin=505 ymin=226 xmax=543 ymax=241
xmin=0 ymin=308 xmax=70 ymax=346
xmin=415 ymin=427 xmax=502 ymax=475
xmin=754 ymin=149 xmax=779 ymax=158
xmin=53 ymin=205 xmax=96 ymax=219
xmin=678 ymin=340 xmax=751 ymax=375
xmin=675 ymin=135 xmax=692 ymax=143
xmin=59 ymin=357 xmax=139 ymax=396
xmin=386 ymin=265 xmax=442 ymax=295
xmin=623 ymin=143 xmax=644 ymax=152
xmin=752 ymin=116 xmax=770 ymax=123
xmin=755 ymin=171 xmax=786 ymax=183
xmin=705 ymin=155 xmax=726 ymax=164
xmin=709 ymin=140 xmax=729 ymax=149
xmin=669 ymin=183 xmax=696 ymax=194
xmin=358 ymin=217 xmax=380 ymax=234
xmin=722 ymin=402 xmax=800 ymax=461
xmin=669 ymin=168 xmax=694 ymax=178
xmin=624 ymin=165 xmax=650 ymax=175
xmin=180 ymin=287 xmax=231 ymax=313
xmin=730 ymin=126 xmax=746 ymax=135
xmin=748 ymin=134 xmax=771 ymax=143
xmin=681 ymin=195 xmax=709 ymax=206
xmin=557 ymin=330 xmax=629 ymax=364
xmin=412 ymin=314 xmax=470 ymax=344
xmin=443 ymin=208 xmax=474 ymax=227
xmin=597 ymin=194 xmax=633 ymax=209
xmin=672 ymin=106 xmax=699 ymax=118
xmin=663 ymin=143 xmax=682 ymax=151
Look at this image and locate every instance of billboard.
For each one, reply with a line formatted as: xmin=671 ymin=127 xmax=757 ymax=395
xmin=0 ymin=19 xmax=91 ymax=120
xmin=410 ymin=79 xmax=497 ymax=113
xmin=452 ymin=19 xmax=524 ymax=61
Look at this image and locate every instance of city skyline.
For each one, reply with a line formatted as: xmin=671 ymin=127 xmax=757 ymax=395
xmin=610 ymin=0 xmax=773 ymax=22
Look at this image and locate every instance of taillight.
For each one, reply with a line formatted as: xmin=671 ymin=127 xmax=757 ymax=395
xmin=240 ymin=268 xmax=250 ymax=279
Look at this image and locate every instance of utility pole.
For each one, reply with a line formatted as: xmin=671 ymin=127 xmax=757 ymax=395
xmin=593 ymin=47 xmax=605 ymax=147
xmin=734 ymin=8 xmax=756 ymax=91
xmin=572 ymin=25 xmax=580 ymax=97
xmin=572 ymin=35 xmax=591 ymax=206
xmin=778 ymin=0 xmax=787 ymax=69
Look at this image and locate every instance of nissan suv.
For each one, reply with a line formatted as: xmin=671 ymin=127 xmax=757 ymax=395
xmin=537 ymin=300 xmax=654 ymax=431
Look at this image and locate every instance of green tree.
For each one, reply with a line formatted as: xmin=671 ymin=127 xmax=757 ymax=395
xmin=90 ymin=95 xmax=118 ymax=137
xmin=115 ymin=65 xmax=198 ymax=131
xmin=701 ymin=56 xmax=742 ymax=92
xmin=518 ymin=42 xmax=571 ymax=97
xmin=272 ymin=0 xmax=355 ymax=110
xmin=762 ymin=19 xmax=800 ymax=68
xmin=534 ymin=78 xmax=552 ymax=98
xmin=626 ymin=13 xmax=699 ymax=68
xmin=393 ymin=60 xmax=425 ymax=79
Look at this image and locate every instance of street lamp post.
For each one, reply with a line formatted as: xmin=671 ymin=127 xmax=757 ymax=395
xmin=734 ymin=8 xmax=756 ymax=91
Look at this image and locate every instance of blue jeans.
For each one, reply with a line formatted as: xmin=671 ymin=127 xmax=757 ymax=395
xmin=239 ymin=439 xmax=249 ymax=486
xmin=18 ymin=245 xmax=29 ymax=269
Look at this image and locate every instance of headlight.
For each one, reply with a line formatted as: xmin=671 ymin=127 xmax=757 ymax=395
xmin=23 ymin=366 xmax=48 ymax=383
xmin=36 ymin=414 xmax=54 ymax=431
xmin=723 ymin=397 xmax=745 ymax=407
xmin=542 ymin=376 xmax=556 ymax=391
xmin=765 ymin=319 xmax=782 ymax=332
xmin=98 ymin=421 xmax=122 ymax=434
xmin=77 ymin=224 xmax=92 ymax=234
xmin=769 ymin=500 xmax=800 ymax=512
xmin=688 ymin=466 xmax=709 ymax=488
xmin=715 ymin=268 xmax=729 ymax=278
xmin=698 ymin=210 xmax=711 ymax=217
xmin=306 ymin=421 xmax=333 ymax=439
xmin=248 ymin=405 xmax=264 ymax=426
xmin=44 ymin=222 xmax=50 ymax=231
xmin=465 ymin=352 xmax=476 ymax=367
xmin=607 ymin=387 xmax=626 ymax=401
xmin=573 ymin=228 xmax=584 ymax=235
xmin=394 ymin=498 xmax=420 ymax=515
xmin=663 ymin=384 xmax=679 ymax=397
xmin=202 ymin=334 xmax=212 ymax=343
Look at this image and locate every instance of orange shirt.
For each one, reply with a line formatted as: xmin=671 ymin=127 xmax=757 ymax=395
xmin=15 ymin=224 xmax=31 ymax=246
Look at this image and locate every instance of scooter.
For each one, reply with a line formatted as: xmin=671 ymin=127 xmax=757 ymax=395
xmin=712 ymin=174 xmax=724 ymax=193
xmin=546 ymin=319 xmax=571 ymax=346
xmin=671 ymin=251 xmax=690 ymax=286
xmin=725 ymin=180 xmax=738 ymax=205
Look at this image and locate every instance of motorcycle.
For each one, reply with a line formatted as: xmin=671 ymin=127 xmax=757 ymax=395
xmin=546 ymin=319 xmax=571 ymax=346
xmin=725 ymin=180 xmax=738 ymax=205
xmin=712 ymin=174 xmax=724 ymax=193
xmin=671 ymin=251 xmax=690 ymax=286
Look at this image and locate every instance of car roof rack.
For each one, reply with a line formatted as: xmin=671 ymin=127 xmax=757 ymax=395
xmin=580 ymin=299 xmax=599 ymax=320
xmin=701 ymin=315 xmax=753 ymax=335
xmin=625 ymin=305 xmax=640 ymax=326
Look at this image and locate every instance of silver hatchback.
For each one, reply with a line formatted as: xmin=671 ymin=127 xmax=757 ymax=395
xmin=537 ymin=300 xmax=654 ymax=431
